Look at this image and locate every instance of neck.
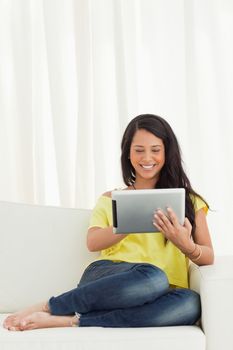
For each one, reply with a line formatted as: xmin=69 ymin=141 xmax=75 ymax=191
xmin=132 ymin=181 xmax=156 ymax=190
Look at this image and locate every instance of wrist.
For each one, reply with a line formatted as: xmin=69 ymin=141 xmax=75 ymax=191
xmin=185 ymin=243 xmax=203 ymax=262
xmin=183 ymin=241 xmax=196 ymax=256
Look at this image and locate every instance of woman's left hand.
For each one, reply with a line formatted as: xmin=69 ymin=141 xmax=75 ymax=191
xmin=153 ymin=207 xmax=193 ymax=253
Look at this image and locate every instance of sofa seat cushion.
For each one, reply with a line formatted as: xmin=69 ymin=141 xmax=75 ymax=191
xmin=0 ymin=314 xmax=205 ymax=350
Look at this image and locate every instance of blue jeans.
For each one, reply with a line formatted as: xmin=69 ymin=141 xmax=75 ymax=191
xmin=48 ymin=260 xmax=201 ymax=327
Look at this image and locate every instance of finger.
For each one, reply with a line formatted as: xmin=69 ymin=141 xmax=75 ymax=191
xmin=154 ymin=210 xmax=167 ymax=222
xmin=184 ymin=217 xmax=192 ymax=236
xmin=155 ymin=210 xmax=173 ymax=231
xmin=153 ymin=220 xmax=171 ymax=241
xmin=153 ymin=215 xmax=172 ymax=236
xmin=153 ymin=221 xmax=164 ymax=233
xmin=166 ymin=207 xmax=180 ymax=228
xmin=153 ymin=216 xmax=164 ymax=232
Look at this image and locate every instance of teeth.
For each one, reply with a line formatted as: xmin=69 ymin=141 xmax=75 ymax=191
xmin=141 ymin=165 xmax=154 ymax=169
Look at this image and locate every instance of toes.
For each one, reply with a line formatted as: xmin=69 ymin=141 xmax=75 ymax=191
xmin=20 ymin=322 xmax=35 ymax=331
xmin=19 ymin=314 xmax=36 ymax=331
xmin=8 ymin=326 xmax=22 ymax=332
xmin=3 ymin=321 xmax=9 ymax=329
xmin=19 ymin=319 xmax=29 ymax=331
xmin=3 ymin=316 xmax=12 ymax=326
xmin=3 ymin=316 xmax=16 ymax=329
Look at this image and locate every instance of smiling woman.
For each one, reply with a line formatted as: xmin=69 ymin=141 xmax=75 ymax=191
xmin=4 ymin=114 xmax=214 ymax=331
xmin=129 ymin=129 xmax=165 ymax=187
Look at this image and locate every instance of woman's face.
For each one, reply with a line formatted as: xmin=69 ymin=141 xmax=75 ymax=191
xmin=129 ymin=128 xmax=165 ymax=184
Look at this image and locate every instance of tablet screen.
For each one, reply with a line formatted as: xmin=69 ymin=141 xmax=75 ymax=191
xmin=112 ymin=188 xmax=185 ymax=233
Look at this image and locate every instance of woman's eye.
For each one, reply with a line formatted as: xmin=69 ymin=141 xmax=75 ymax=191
xmin=134 ymin=149 xmax=160 ymax=153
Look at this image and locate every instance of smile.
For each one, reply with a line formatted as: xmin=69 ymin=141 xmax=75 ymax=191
xmin=140 ymin=164 xmax=156 ymax=170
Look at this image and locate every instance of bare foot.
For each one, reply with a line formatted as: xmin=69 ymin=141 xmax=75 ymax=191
xmin=11 ymin=311 xmax=79 ymax=331
xmin=3 ymin=301 xmax=49 ymax=330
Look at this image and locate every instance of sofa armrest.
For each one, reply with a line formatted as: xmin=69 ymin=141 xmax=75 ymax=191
xmin=189 ymin=256 xmax=233 ymax=350
xmin=0 ymin=201 xmax=95 ymax=313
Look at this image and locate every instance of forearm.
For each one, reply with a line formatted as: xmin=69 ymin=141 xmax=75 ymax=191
xmin=87 ymin=226 xmax=127 ymax=252
xmin=184 ymin=243 xmax=214 ymax=266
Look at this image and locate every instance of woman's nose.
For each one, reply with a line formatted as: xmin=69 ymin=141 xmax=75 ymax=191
xmin=142 ymin=152 xmax=153 ymax=162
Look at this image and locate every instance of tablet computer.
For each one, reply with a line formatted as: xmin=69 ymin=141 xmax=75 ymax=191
xmin=112 ymin=188 xmax=185 ymax=233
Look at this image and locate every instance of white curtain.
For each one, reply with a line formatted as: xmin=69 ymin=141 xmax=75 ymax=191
xmin=0 ymin=0 xmax=233 ymax=254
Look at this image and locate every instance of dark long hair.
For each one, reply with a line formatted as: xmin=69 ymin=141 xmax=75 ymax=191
xmin=121 ymin=114 xmax=208 ymax=236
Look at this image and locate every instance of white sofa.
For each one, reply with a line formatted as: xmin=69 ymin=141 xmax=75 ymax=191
xmin=0 ymin=200 xmax=232 ymax=350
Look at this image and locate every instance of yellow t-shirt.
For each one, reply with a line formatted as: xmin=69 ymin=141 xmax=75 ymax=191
xmin=89 ymin=194 xmax=208 ymax=288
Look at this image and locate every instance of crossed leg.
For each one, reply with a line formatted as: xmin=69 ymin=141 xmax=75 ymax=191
xmin=3 ymin=262 xmax=170 ymax=331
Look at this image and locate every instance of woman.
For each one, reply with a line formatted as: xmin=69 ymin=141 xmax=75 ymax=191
xmin=4 ymin=114 xmax=214 ymax=331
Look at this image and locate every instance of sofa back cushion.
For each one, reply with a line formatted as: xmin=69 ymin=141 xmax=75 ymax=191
xmin=0 ymin=201 xmax=98 ymax=312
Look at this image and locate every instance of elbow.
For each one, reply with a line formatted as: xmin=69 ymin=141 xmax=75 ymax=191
xmin=207 ymin=247 xmax=215 ymax=265
xmin=87 ymin=245 xmax=97 ymax=252
xmin=204 ymin=248 xmax=215 ymax=266
xmin=86 ymin=236 xmax=98 ymax=252
xmin=210 ymin=250 xmax=215 ymax=265
xmin=86 ymin=239 xmax=94 ymax=252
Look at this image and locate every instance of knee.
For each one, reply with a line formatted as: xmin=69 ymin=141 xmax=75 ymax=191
xmin=183 ymin=290 xmax=201 ymax=324
xmin=150 ymin=289 xmax=201 ymax=326
xmin=170 ymin=289 xmax=201 ymax=325
xmin=134 ymin=264 xmax=169 ymax=297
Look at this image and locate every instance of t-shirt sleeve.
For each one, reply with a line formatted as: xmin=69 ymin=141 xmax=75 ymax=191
xmin=88 ymin=196 xmax=109 ymax=229
xmin=193 ymin=196 xmax=208 ymax=214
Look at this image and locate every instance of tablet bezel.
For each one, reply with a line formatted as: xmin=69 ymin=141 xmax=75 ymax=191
xmin=112 ymin=188 xmax=185 ymax=233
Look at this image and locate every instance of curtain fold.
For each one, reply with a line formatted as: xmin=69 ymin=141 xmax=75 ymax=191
xmin=0 ymin=0 xmax=232 ymax=254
